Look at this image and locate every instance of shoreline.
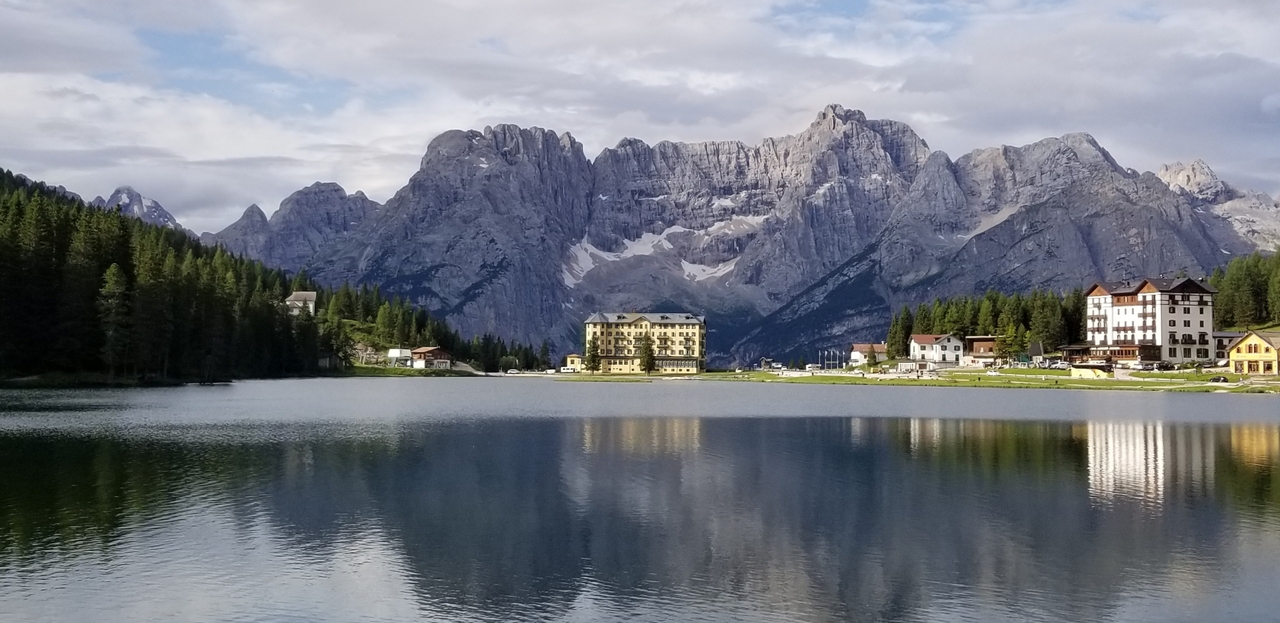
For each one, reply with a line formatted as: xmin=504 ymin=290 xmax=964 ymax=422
xmin=4 ymin=369 xmax=1278 ymax=395
xmin=556 ymin=370 xmax=1280 ymax=394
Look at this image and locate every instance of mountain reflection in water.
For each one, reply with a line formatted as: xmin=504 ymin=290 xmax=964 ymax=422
xmin=1 ymin=415 xmax=1279 ymax=622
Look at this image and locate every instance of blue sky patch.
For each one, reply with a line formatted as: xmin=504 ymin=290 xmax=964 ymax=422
xmin=136 ymin=29 xmax=353 ymax=117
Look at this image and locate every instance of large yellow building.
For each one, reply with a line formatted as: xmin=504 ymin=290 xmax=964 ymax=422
xmin=1227 ymin=331 xmax=1280 ymax=375
xmin=583 ymin=312 xmax=706 ymax=374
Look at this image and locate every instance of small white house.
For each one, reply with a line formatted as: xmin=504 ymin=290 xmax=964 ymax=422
xmin=849 ymin=343 xmax=888 ymax=366
xmin=284 ymin=291 xmax=317 ymax=316
xmin=386 ymin=348 xmax=413 ymax=367
xmin=909 ymin=334 xmax=964 ymax=365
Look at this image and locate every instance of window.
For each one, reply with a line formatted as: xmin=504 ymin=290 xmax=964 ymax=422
xmin=1169 ymin=307 xmax=1176 ymax=313
xmin=1199 ymin=321 xmax=1204 ymax=328
xmin=1197 ymin=349 xmax=1209 ymax=358
xmin=1249 ymin=361 xmax=1260 ymax=373
xmin=1183 ymin=307 xmax=1190 ymax=314
xmin=1169 ymin=320 xmax=1176 ymax=327
xmin=1184 ymin=321 xmax=1191 ymax=327
xmin=1183 ymin=348 xmax=1192 ymax=358
xmin=1199 ymin=308 xmax=1204 ymax=314
xmin=954 ymin=345 xmax=961 ymax=351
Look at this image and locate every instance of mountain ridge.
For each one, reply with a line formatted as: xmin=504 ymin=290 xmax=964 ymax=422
xmin=196 ymin=106 xmax=1280 ymax=364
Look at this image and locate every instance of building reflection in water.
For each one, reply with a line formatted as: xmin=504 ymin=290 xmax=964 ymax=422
xmin=3 ymin=416 xmax=1280 ymax=622
xmin=579 ymin=418 xmax=702 ymax=456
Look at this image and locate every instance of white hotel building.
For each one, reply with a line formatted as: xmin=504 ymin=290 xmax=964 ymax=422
xmin=1085 ymin=278 xmax=1217 ymax=365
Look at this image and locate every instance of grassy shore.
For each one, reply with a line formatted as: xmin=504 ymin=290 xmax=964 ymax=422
xmin=0 ymin=372 xmax=187 ymax=389
xmin=681 ymin=370 xmax=1280 ymax=393
xmin=345 ymin=366 xmax=477 ymax=378
xmin=557 ymin=375 xmax=654 ymax=383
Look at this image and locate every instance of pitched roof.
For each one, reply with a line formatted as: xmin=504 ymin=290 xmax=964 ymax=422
xmin=411 ymin=346 xmax=450 ymax=356
xmin=285 ymin=291 xmax=317 ymax=302
xmin=910 ymin=334 xmax=952 ymax=345
xmin=584 ymin=312 xmax=706 ymax=325
xmin=850 ymin=343 xmax=887 ymax=353
xmin=1235 ymin=331 xmax=1280 ymax=349
xmin=1086 ymin=277 xmax=1217 ymax=297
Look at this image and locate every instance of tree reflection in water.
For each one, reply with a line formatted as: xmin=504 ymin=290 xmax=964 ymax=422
xmin=0 ymin=418 xmax=1278 ymax=621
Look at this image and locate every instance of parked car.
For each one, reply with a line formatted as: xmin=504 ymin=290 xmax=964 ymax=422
xmin=1207 ymin=376 xmax=1229 ymax=383
xmin=1154 ymin=361 xmax=1176 ymax=371
xmin=1216 ymin=359 xmax=1230 ymax=368
xmin=507 ymin=369 xmax=520 ymax=375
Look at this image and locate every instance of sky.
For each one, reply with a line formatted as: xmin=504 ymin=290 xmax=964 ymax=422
xmin=1 ymin=0 xmax=1278 ymax=234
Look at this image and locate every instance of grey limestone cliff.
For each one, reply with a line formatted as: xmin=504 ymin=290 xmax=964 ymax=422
xmin=205 ymin=106 xmax=1273 ymax=364
xmin=203 ymin=183 xmax=380 ymax=272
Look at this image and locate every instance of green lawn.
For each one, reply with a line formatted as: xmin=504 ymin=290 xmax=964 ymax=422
xmin=948 ymin=368 xmax=1071 ymax=377
xmin=1220 ymin=321 xmax=1280 ymax=333
xmin=1131 ymin=371 xmax=1244 ymax=382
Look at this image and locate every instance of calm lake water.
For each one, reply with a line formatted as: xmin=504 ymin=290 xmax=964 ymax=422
xmin=2 ymin=378 xmax=1279 ymax=622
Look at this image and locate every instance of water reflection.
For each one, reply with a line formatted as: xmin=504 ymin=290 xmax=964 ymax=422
xmin=1 ymin=417 xmax=1279 ymax=622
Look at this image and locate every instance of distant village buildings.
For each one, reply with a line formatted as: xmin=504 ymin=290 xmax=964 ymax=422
xmin=848 ymin=344 xmax=886 ymax=367
xmin=909 ymin=334 xmax=965 ymax=365
xmin=411 ymin=346 xmax=453 ymax=369
xmin=844 ymin=277 xmax=1242 ymax=373
xmin=1227 ymin=331 xmax=1280 ymax=375
xmin=1083 ymin=278 xmax=1217 ymax=366
xmin=584 ymin=312 xmax=706 ymax=374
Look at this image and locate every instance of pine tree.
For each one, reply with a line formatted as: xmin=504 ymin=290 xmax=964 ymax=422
xmin=98 ymin=263 xmax=130 ymax=382
xmin=585 ymin=336 xmax=601 ymax=374
xmin=885 ymin=311 xmax=904 ymax=359
xmin=1270 ymin=259 xmax=1280 ymax=323
xmin=639 ymin=334 xmax=656 ymax=375
xmin=976 ymin=298 xmax=997 ymax=335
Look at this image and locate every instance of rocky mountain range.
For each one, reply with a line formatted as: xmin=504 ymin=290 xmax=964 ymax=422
xmin=90 ymin=186 xmax=186 ymax=232
xmin=197 ymin=105 xmax=1280 ymax=365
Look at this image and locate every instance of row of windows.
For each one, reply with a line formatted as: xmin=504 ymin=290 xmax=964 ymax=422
xmin=1239 ymin=344 xmax=1275 ymax=354
xmin=1168 ymin=348 xmax=1211 ymax=358
xmin=1235 ymin=361 xmax=1276 ymax=373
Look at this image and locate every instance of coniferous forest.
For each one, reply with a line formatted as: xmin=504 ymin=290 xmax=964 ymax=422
xmin=0 ymin=169 xmax=552 ymax=382
xmin=884 ymin=290 xmax=1089 ymax=360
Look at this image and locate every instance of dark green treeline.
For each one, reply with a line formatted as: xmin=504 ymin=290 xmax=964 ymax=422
xmin=0 ymin=169 xmax=551 ymax=379
xmin=885 ymin=290 xmax=1088 ymax=359
xmin=1208 ymin=250 xmax=1280 ymax=330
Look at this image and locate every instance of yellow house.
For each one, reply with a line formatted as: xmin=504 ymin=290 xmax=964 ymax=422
xmin=583 ymin=312 xmax=706 ymax=374
xmin=564 ymin=354 xmax=583 ymax=372
xmin=1228 ymin=331 xmax=1280 ymax=375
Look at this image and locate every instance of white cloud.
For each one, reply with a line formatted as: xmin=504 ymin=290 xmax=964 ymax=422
xmin=1 ymin=0 xmax=1279 ymax=234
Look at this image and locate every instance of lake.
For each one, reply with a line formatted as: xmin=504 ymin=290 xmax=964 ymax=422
xmin=1 ymin=378 xmax=1278 ymax=622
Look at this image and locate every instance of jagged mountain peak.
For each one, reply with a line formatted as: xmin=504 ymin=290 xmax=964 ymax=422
xmin=91 ymin=185 xmax=184 ymax=231
xmin=241 ymin=203 xmax=268 ymax=223
xmin=813 ymin=103 xmax=868 ymax=126
xmin=1158 ymin=159 xmax=1227 ymax=203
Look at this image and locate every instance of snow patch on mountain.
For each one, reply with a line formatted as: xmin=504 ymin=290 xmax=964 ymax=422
xmin=562 ymin=216 xmax=770 ymax=287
